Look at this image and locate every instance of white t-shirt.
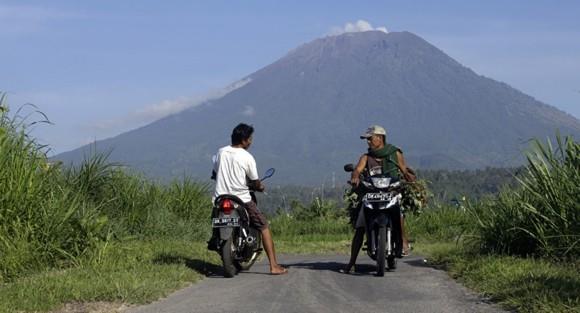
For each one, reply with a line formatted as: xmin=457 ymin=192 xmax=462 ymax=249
xmin=213 ymin=145 xmax=259 ymax=203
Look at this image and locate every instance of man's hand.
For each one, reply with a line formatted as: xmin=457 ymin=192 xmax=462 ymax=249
xmin=350 ymin=173 xmax=360 ymax=187
xmin=249 ymin=179 xmax=265 ymax=192
xmin=350 ymin=154 xmax=367 ymax=187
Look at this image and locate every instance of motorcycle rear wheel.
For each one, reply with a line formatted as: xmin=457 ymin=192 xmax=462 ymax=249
xmin=235 ymin=232 xmax=262 ymax=271
xmin=220 ymin=236 xmax=238 ymax=278
xmin=376 ymin=226 xmax=386 ymax=277
xmin=235 ymin=251 xmax=260 ymax=271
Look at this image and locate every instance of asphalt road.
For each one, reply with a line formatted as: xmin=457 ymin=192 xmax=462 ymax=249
xmin=128 ymin=254 xmax=508 ymax=313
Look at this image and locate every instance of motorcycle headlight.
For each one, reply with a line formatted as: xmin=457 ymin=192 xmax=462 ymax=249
xmin=371 ymin=177 xmax=391 ymax=188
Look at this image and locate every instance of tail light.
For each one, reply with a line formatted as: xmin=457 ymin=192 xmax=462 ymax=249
xmin=221 ymin=199 xmax=234 ymax=215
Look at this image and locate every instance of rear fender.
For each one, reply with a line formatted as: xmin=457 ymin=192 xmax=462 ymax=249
xmin=219 ymin=227 xmax=234 ymax=240
xmin=218 ymin=210 xmax=240 ymax=240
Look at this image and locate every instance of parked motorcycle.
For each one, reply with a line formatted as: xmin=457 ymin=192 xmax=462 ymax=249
xmin=211 ymin=168 xmax=275 ymax=278
xmin=344 ymin=164 xmax=404 ymax=276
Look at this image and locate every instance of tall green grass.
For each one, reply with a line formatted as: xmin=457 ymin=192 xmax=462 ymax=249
xmin=98 ymin=171 xmax=211 ymax=240
xmin=406 ymin=204 xmax=473 ymax=242
xmin=0 ymin=95 xmax=107 ymax=281
xmin=0 ymin=93 xmax=212 ymax=282
xmin=270 ymin=197 xmax=351 ymax=239
xmin=467 ymin=135 xmax=579 ymax=259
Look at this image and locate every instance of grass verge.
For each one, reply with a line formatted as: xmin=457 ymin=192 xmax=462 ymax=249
xmin=415 ymin=242 xmax=580 ymax=313
xmin=0 ymin=240 xmax=220 ymax=313
xmin=0 ymin=233 xmax=351 ymax=313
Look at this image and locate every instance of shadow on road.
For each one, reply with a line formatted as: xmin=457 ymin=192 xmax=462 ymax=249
xmin=153 ymin=253 xmax=224 ymax=277
xmin=284 ymin=261 xmax=378 ymax=276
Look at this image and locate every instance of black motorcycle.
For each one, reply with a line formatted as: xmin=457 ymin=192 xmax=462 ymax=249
xmin=211 ymin=168 xmax=275 ymax=278
xmin=344 ymin=164 xmax=403 ymax=276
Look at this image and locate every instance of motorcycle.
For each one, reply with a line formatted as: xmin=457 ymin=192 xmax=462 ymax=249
xmin=344 ymin=164 xmax=404 ymax=276
xmin=211 ymin=168 xmax=275 ymax=278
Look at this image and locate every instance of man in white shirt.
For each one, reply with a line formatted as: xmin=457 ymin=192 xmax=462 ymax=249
xmin=210 ymin=123 xmax=287 ymax=275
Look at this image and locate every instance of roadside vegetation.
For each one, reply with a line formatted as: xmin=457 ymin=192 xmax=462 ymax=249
xmin=409 ymin=134 xmax=579 ymax=312
xmin=1 ymin=92 xmax=578 ymax=312
xmin=0 ymin=94 xmax=216 ymax=312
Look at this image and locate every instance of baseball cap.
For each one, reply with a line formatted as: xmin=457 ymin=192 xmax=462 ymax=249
xmin=360 ymin=125 xmax=386 ymax=139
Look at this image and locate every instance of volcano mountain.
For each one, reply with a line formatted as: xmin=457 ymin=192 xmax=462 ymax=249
xmin=56 ymin=31 xmax=580 ymax=184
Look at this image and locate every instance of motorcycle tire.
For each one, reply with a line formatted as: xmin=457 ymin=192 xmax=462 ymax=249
xmin=387 ymin=255 xmax=397 ymax=270
xmin=235 ymin=251 xmax=260 ymax=271
xmin=220 ymin=236 xmax=238 ymax=278
xmin=376 ymin=226 xmax=386 ymax=277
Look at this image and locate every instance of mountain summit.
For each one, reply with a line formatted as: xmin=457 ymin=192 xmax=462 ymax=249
xmin=57 ymin=31 xmax=580 ymax=184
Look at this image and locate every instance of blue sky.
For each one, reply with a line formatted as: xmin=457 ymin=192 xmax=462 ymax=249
xmin=1 ymin=0 xmax=579 ymax=154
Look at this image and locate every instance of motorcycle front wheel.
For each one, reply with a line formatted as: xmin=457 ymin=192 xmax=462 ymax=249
xmin=376 ymin=226 xmax=386 ymax=277
xmin=220 ymin=236 xmax=238 ymax=278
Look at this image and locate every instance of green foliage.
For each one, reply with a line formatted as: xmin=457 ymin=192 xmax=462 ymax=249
xmin=0 ymin=94 xmax=109 ymax=281
xmin=288 ymin=197 xmax=345 ymax=221
xmin=0 ymin=93 xmax=212 ymax=283
xmin=401 ymin=179 xmax=430 ymax=214
xmin=417 ymin=242 xmax=580 ymax=313
xmin=467 ymin=135 xmax=580 ymax=259
xmin=417 ymin=167 xmax=521 ymax=203
xmin=406 ymin=204 xmax=473 ymax=242
xmin=61 ymin=161 xmax=212 ymax=241
xmin=0 ymin=240 xmax=217 ymax=313
xmin=270 ymin=197 xmax=350 ymax=239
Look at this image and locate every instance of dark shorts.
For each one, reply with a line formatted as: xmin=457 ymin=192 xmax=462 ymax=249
xmin=244 ymin=201 xmax=268 ymax=231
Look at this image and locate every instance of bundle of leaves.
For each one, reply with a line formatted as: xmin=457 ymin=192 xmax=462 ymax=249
xmin=343 ymin=188 xmax=360 ymax=228
xmin=401 ymin=179 xmax=430 ymax=215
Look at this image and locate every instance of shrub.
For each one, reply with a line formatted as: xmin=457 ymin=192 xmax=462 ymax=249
xmin=0 ymin=94 xmax=109 ymax=281
xmin=467 ymin=135 xmax=579 ymax=259
xmin=0 ymin=92 xmax=212 ymax=281
xmin=406 ymin=204 xmax=473 ymax=242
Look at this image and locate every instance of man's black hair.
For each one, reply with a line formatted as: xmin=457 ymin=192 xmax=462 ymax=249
xmin=231 ymin=123 xmax=254 ymax=145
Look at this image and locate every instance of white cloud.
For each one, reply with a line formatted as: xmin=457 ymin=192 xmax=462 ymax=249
xmin=90 ymin=77 xmax=253 ymax=132
xmin=134 ymin=96 xmax=193 ymax=121
xmin=330 ymin=20 xmax=388 ymax=36
xmin=137 ymin=77 xmax=252 ymax=121
xmin=242 ymin=105 xmax=255 ymax=116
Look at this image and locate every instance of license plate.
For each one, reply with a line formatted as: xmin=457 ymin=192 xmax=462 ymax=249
xmin=212 ymin=217 xmax=239 ymax=227
xmin=365 ymin=193 xmax=392 ymax=202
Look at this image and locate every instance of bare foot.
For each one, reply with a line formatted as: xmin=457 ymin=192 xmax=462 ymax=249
xmin=270 ymin=266 xmax=288 ymax=275
xmin=339 ymin=264 xmax=354 ymax=274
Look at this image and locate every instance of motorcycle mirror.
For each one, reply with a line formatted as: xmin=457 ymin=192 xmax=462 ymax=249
xmin=344 ymin=164 xmax=354 ymax=172
xmin=262 ymin=168 xmax=275 ymax=180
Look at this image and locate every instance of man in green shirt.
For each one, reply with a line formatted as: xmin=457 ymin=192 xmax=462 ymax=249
xmin=342 ymin=125 xmax=415 ymax=274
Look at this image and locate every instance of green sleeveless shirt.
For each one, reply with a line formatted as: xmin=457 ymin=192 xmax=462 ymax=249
xmin=366 ymin=144 xmax=401 ymax=178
